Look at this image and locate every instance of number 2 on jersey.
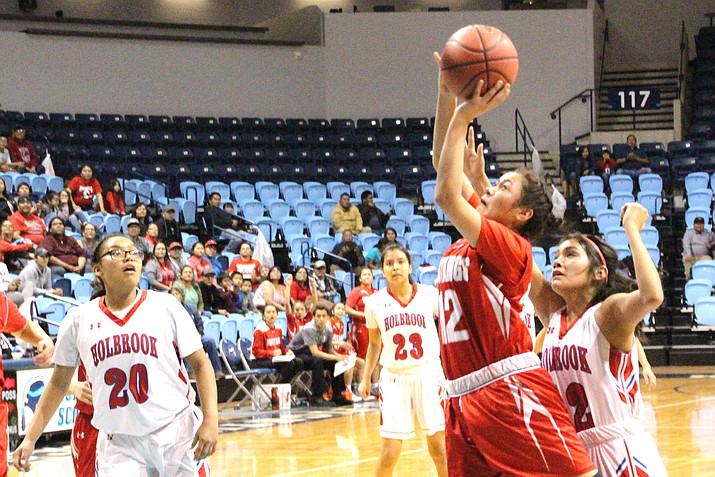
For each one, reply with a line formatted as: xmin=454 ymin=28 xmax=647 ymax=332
xmin=565 ymin=382 xmax=594 ymax=432
xmin=105 ymin=363 xmax=149 ymax=409
xmin=393 ymin=333 xmax=424 ymax=360
xmin=439 ymin=289 xmax=469 ymax=344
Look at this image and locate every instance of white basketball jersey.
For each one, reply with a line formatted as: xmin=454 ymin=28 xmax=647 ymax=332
xmin=541 ymin=303 xmax=642 ymax=433
xmin=54 ymin=290 xmax=203 ymax=436
xmin=364 ymin=284 xmax=440 ymax=371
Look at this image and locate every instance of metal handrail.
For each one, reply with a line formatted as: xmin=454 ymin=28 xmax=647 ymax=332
xmin=514 ymin=108 xmax=536 ymax=166
xmin=598 ymin=20 xmax=609 ymax=91
xmin=303 ymin=247 xmax=354 ymax=289
xmin=677 ymin=20 xmax=688 ymax=99
xmin=548 ymin=89 xmax=596 ymax=147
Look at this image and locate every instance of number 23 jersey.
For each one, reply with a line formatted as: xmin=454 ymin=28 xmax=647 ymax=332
xmin=54 ymin=290 xmax=203 ymax=436
xmin=364 ymin=284 xmax=440 ymax=371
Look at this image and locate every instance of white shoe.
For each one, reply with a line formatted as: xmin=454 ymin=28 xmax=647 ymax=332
xmin=344 ymin=389 xmax=362 ymax=403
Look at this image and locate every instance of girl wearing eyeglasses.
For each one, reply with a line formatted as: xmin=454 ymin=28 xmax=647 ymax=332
xmin=14 ymin=234 xmax=218 ymax=476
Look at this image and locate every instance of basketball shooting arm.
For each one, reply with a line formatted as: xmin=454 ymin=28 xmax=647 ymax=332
xmin=596 ymin=203 xmax=664 ymax=352
xmin=184 ymin=349 xmax=218 ymax=461
xmin=432 ymin=52 xmax=478 ymax=201
xmin=358 ymin=328 xmax=382 ymax=399
xmin=434 ymin=79 xmax=510 ymax=247
xmin=13 ymin=364 xmax=76 ymax=472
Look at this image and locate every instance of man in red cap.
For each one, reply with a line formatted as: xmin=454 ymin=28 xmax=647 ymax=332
xmin=203 ymin=239 xmax=224 ymax=275
xmin=167 ymin=241 xmax=186 ymax=278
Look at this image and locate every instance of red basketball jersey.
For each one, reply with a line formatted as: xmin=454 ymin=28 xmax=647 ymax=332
xmin=437 ymin=217 xmax=533 ymax=380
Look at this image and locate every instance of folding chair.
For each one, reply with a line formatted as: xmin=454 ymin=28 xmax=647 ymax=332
xmin=218 ymin=338 xmax=274 ymax=410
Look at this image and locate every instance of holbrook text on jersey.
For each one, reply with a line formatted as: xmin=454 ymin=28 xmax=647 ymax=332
xmin=541 ymin=344 xmax=592 ymax=374
xmin=90 ymin=333 xmax=159 ymax=366
xmin=383 ymin=313 xmax=427 ymax=332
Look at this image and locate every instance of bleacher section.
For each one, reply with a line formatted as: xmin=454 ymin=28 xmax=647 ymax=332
xmin=0 ymin=111 xmax=500 ymax=199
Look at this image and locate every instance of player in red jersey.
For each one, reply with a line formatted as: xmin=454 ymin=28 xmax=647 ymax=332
xmin=539 ymin=203 xmax=667 ymax=476
xmin=0 ymin=291 xmax=54 ymax=477
xmin=432 ymin=53 xmax=597 ymax=476
xmin=69 ymin=367 xmax=98 ymax=477
xmin=346 ymin=267 xmax=378 ymax=391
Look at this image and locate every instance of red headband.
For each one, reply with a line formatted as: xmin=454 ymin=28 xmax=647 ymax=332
xmin=583 ymin=236 xmax=608 ymax=283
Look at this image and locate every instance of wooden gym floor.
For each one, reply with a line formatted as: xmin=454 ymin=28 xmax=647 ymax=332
xmin=8 ymin=366 xmax=715 ymax=476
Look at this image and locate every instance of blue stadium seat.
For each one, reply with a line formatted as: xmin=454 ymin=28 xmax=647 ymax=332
xmin=328 ymin=182 xmax=350 ymax=201
xmin=257 ymin=183 xmax=280 ymax=204
xmin=542 ymin=265 xmax=553 ymax=282
xmin=429 ymin=232 xmax=452 ymax=254
xmin=373 ymin=198 xmax=391 ymax=216
xmin=180 ymin=181 xmax=205 ymax=205
xmin=424 ymin=250 xmax=443 ymax=268
xmin=359 ymin=233 xmax=380 ymax=253
xmin=596 ymin=209 xmax=621 ymax=234
xmin=239 ymin=200 xmax=264 ymax=223
xmin=640 ymin=226 xmax=659 ymax=246
xmin=638 ymin=174 xmax=663 ymax=194
xmin=281 ymin=183 xmax=304 ymax=205
xmin=685 ymin=172 xmax=710 ymax=194
xmin=205 ymin=181 xmax=231 ymax=201
xmin=583 ymin=193 xmax=609 ymax=218
xmin=256 ymin=218 xmax=278 ymax=242
xmin=419 ymin=269 xmax=438 ymax=286
xmin=692 ymin=260 xmax=715 ymax=287
xmin=267 ymin=200 xmax=291 ymax=222
xmin=293 ymin=200 xmax=316 ymax=224
xmin=532 ymin=247 xmax=547 ymax=271
xmin=311 ymin=234 xmax=335 ymax=258
xmin=549 ymin=245 xmax=558 ymax=264
xmin=685 ymin=207 xmax=711 ymax=229
xmin=687 ymin=188 xmax=713 ymax=209
xmin=392 ymin=198 xmax=415 ymax=221
xmin=694 ymin=297 xmax=715 ymax=326
xmin=406 ymin=233 xmax=429 ymax=254
xmin=316 ymin=198 xmax=336 ymax=218
xmin=408 ymin=215 xmax=430 ymax=235
xmin=637 ymin=191 xmax=663 ymax=216
xmin=278 ymin=217 xmax=304 ymax=242
xmin=230 ymin=181 xmax=255 ymax=205
xmin=421 ymin=180 xmax=437 ymax=206
xmin=604 ymin=227 xmax=628 ymax=247
xmin=610 ymin=192 xmax=634 ymax=212
xmin=373 ymin=182 xmax=397 ymax=204
xmin=304 ymin=182 xmax=327 ymax=201
xmin=685 ymin=279 xmax=713 ymax=306
xmin=609 ymin=175 xmax=633 ymax=194
xmin=385 ymin=216 xmax=406 ymax=236
xmin=613 ymin=244 xmax=631 ymax=260
xmin=289 ymin=236 xmax=311 ymax=268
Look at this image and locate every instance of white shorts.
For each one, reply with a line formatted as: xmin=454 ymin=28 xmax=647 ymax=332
xmin=579 ymin=422 xmax=668 ymax=477
xmin=378 ymin=364 xmax=446 ymax=440
xmin=96 ymin=405 xmax=210 ymax=477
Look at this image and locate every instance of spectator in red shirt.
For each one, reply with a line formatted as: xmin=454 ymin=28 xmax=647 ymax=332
xmin=104 ymin=179 xmax=125 ymax=215
xmin=9 ymin=197 xmax=46 ymax=245
xmin=227 ymin=242 xmax=262 ymax=286
xmin=188 ymin=242 xmax=213 ymax=282
xmin=6 ymin=126 xmax=40 ymax=173
xmin=67 ymin=164 xmax=106 ymax=213
xmin=290 ymin=266 xmax=318 ymax=310
xmin=250 ymin=304 xmax=303 ymax=383
xmin=39 ymin=217 xmax=86 ymax=277
xmin=0 ymin=220 xmax=33 ymax=271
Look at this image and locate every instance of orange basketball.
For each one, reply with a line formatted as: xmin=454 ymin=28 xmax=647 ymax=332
xmin=440 ymin=24 xmax=519 ymax=100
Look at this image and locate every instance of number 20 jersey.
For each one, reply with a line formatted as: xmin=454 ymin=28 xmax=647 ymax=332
xmin=437 ymin=217 xmax=534 ymax=381
xmin=541 ymin=303 xmax=642 ymax=431
xmin=54 ymin=290 xmax=203 ymax=436
xmin=364 ymin=284 xmax=440 ymax=371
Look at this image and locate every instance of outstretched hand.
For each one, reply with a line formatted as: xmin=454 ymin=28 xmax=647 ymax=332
xmin=621 ymin=202 xmax=649 ymax=232
xmin=463 ymin=126 xmax=485 ymax=183
xmin=433 ymin=52 xmax=456 ymax=97
xmin=454 ymin=80 xmax=511 ymax=122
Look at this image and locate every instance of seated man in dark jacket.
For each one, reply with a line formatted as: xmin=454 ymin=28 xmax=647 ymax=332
xmin=155 ymin=204 xmax=182 ymax=245
xmin=202 ymin=192 xmax=254 ymax=252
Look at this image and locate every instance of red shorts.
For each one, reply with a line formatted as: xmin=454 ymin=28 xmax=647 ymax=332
xmin=445 ymin=367 xmax=595 ymax=477
xmin=71 ymin=411 xmax=99 ymax=477
xmin=350 ymin=322 xmax=369 ymax=359
xmin=0 ymin=402 xmax=7 ymax=477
